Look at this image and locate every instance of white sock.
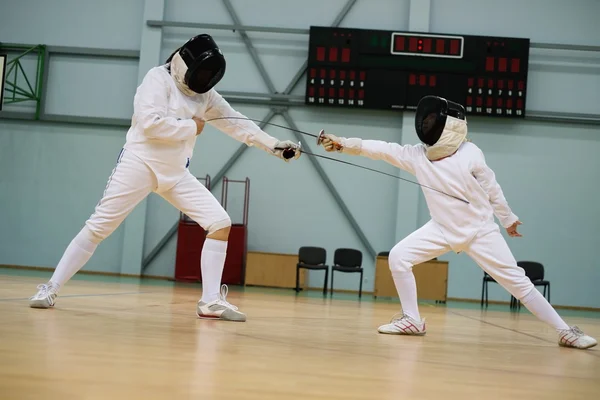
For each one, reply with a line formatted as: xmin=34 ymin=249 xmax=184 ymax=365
xmin=50 ymin=228 xmax=98 ymax=289
xmin=200 ymin=239 xmax=228 ymax=303
xmin=391 ymin=269 xmax=421 ymax=321
xmin=520 ymin=288 xmax=569 ymax=331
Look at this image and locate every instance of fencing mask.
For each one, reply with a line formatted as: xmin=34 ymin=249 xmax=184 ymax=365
xmin=415 ymin=95 xmax=468 ymax=160
xmin=167 ymin=34 xmax=226 ymax=96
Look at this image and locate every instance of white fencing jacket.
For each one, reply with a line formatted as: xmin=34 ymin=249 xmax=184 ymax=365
xmin=124 ymin=65 xmax=279 ymax=192
xmin=351 ymin=139 xmax=519 ymax=252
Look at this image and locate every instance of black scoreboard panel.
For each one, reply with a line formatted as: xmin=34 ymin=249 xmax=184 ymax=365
xmin=305 ymin=26 xmax=530 ymax=118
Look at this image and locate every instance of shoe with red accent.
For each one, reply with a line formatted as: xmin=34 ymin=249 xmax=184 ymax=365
xmin=196 ymin=285 xmax=246 ymax=322
xmin=378 ymin=313 xmax=426 ymax=335
xmin=558 ymin=326 xmax=597 ymax=349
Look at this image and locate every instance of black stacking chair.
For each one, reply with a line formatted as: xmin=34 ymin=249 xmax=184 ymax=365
xmin=330 ymin=248 xmax=363 ymax=298
xmin=295 ymin=247 xmax=328 ymax=295
xmin=481 ymin=272 xmax=500 ymax=308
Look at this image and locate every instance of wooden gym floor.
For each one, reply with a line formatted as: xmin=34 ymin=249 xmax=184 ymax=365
xmin=1 ymin=268 xmax=599 ymax=400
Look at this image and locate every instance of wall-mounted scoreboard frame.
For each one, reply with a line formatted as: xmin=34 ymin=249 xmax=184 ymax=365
xmin=305 ymin=26 xmax=530 ymax=118
xmin=0 ymin=54 xmax=7 ymax=111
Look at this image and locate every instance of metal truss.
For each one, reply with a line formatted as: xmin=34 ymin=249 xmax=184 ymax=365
xmin=0 ymin=44 xmax=46 ymax=119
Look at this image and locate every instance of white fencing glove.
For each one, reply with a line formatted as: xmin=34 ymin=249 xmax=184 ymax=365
xmin=273 ymin=140 xmax=302 ymax=162
xmin=251 ymin=130 xmax=301 ymax=162
xmin=318 ymin=133 xmax=362 ymax=156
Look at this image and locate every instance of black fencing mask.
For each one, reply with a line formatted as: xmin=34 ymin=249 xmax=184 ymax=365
xmin=415 ymin=95 xmax=466 ymax=146
xmin=168 ymin=34 xmax=226 ymax=95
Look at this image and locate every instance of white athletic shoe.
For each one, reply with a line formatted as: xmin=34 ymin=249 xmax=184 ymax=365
xmin=558 ymin=326 xmax=597 ymax=349
xmin=378 ymin=313 xmax=426 ymax=335
xmin=196 ymin=284 xmax=246 ymax=322
xmin=29 ymin=282 xmax=60 ymax=309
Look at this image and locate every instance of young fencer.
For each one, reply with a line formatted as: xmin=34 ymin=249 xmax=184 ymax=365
xmin=29 ymin=34 xmax=301 ymax=322
xmin=318 ymin=95 xmax=597 ymax=349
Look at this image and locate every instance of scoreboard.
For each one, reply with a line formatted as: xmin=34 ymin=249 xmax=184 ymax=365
xmin=305 ymin=26 xmax=530 ymax=118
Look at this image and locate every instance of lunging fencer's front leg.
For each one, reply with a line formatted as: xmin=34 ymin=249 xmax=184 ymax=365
xmin=159 ymin=172 xmax=246 ymax=322
xmin=377 ymin=221 xmax=451 ymax=336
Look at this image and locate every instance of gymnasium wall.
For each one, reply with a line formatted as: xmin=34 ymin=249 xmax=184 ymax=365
xmin=1 ymin=0 xmax=599 ymax=308
xmin=0 ymin=0 xmax=144 ymax=275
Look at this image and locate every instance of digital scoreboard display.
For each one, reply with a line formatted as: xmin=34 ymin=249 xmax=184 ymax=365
xmin=305 ymin=26 xmax=530 ymax=118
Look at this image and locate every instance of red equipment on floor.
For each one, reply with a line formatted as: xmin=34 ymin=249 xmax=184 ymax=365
xmin=174 ymin=175 xmax=250 ymax=285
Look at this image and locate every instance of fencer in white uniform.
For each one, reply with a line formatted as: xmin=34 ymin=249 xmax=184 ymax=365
xmin=318 ymin=95 xmax=597 ymax=349
xmin=29 ymin=34 xmax=301 ymax=322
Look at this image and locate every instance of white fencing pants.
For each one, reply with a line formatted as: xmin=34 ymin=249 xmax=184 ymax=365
xmin=50 ymin=149 xmax=230 ymax=288
xmin=388 ymin=220 xmax=570 ymax=331
xmin=463 ymin=223 xmax=534 ymax=300
xmin=85 ymin=149 xmax=230 ymax=242
xmin=388 ymin=220 xmax=535 ymax=320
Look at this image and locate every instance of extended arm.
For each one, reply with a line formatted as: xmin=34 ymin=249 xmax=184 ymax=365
xmin=134 ymin=70 xmax=198 ymax=141
xmin=204 ymin=90 xmax=300 ymax=160
xmin=471 ymin=148 xmax=519 ymax=228
xmin=318 ymin=133 xmax=421 ymax=175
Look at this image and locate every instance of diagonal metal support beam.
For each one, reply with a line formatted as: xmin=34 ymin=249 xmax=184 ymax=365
xmin=141 ymin=0 xmax=358 ymax=272
xmin=284 ymin=0 xmax=357 ymax=95
xmin=208 ymin=0 xmax=357 ymax=185
xmin=331 ymin=0 xmax=358 ymax=26
xmin=211 ymin=109 xmax=279 ymax=185
xmin=222 ymin=0 xmax=277 ymax=93
xmin=280 ymin=111 xmax=376 ymax=259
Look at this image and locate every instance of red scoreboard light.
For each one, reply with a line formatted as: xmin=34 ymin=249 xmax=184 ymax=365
xmin=306 ymin=26 xmax=530 ymax=118
xmin=391 ymin=33 xmax=464 ymax=59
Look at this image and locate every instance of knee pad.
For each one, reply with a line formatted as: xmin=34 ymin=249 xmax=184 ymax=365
xmin=206 ymin=216 xmax=232 ymax=236
xmin=75 ymin=226 xmax=102 ymax=251
xmin=388 ymin=245 xmax=413 ymax=273
xmin=505 ymin=276 xmax=535 ymax=301
xmin=518 ymin=285 xmax=539 ymax=304
xmin=84 ymin=219 xmax=115 ymax=243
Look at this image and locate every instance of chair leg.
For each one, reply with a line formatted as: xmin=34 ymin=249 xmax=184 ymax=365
xmin=295 ymin=267 xmax=300 ymax=293
xmin=330 ymin=270 xmax=335 ymax=296
xmin=481 ymin=280 xmax=485 ymax=307
xmin=485 ymin=282 xmax=489 ymax=308
xmin=323 ymin=269 xmax=328 ymax=296
xmin=359 ymin=271 xmax=363 ymax=299
xmin=547 ymin=283 xmax=550 ymax=303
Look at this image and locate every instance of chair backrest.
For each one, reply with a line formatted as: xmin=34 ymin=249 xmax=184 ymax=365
xmin=334 ymin=248 xmax=362 ymax=268
xmin=517 ymin=261 xmax=544 ymax=281
xmin=298 ymin=247 xmax=326 ymax=265
xmin=378 ymin=251 xmax=390 ymax=257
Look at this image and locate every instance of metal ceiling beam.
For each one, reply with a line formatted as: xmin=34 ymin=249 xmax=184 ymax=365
xmin=4 ymin=104 xmax=600 ymax=128
xmin=220 ymin=91 xmax=304 ymax=100
xmin=524 ymin=111 xmax=600 ymax=125
xmin=530 ymin=42 xmax=600 ymax=52
xmin=148 ymin=19 xmax=600 ymax=55
xmin=222 ymin=0 xmax=276 ymax=93
xmin=46 ymin=46 xmax=140 ymax=59
xmin=146 ymin=20 xmax=309 ymax=35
